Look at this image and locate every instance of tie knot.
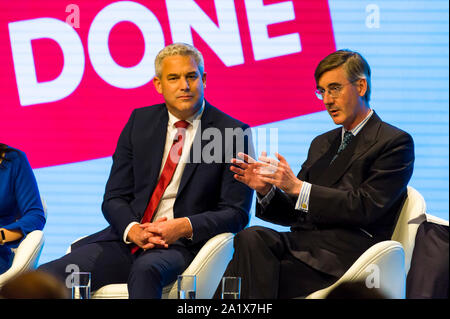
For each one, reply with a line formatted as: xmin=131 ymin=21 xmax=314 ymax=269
xmin=174 ymin=120 xmax=189 ymax=129
xmin=330 ymin=131 xmax=354 ymax=165
xmin=343 ymin=131 xmax=353 ymax=142
xmin=336 ymin=131 xmax=354 ymax=154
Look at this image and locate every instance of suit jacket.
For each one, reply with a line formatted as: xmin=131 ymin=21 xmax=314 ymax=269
xmin=74 ymin=101 xmax=254 ymax=254
xmin=256 ymin=112 xmax=414 ymax=277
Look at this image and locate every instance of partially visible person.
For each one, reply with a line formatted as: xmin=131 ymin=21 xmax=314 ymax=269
xmin=0 ymin=270 xmax=68 ymax=299
xmin=0 ymin=144 xmax=46 ymax=274
xmin=406 ymin=219 xmax=449 ymax=299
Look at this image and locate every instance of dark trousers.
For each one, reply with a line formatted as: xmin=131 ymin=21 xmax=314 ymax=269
xmin=38 ymin=240 xmax=195 ymax=298
xmin=216 ymin=226 xmax=337 ymax=299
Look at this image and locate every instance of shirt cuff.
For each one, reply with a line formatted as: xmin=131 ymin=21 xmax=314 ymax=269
xmin=256 ymin=185 xmax=276 ymax=208
xmin=123 ymin=222 xmax=139 ymax=244
xmin=295 ymin=182 xmax=312 ymax=212
xmin=184 ymin=217 xmax=193 ymax=241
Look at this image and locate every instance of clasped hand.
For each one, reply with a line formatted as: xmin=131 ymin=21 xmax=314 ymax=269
xmin=230 ymin=152 xmax=302 ymax=196
xmin=129 ymin=217 xmax=191 ymax=250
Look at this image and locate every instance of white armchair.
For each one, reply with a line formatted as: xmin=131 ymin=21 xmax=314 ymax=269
xmin=305 ymin=186 xmax=427 ymax=299
xmin=0 ymin=198 xmax=46 ymax=288
xmin=67 ymin=232 xmax=235 ymax=299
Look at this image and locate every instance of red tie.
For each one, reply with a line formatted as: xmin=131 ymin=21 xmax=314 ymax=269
xmin=131 ymin=120 xmax=190 ymax=254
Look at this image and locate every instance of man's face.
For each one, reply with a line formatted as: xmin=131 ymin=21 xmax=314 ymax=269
xmin=317 ymin=66 xmax=368 ymax=130
xmin=153 ymin=55 xmax=206 ymax=119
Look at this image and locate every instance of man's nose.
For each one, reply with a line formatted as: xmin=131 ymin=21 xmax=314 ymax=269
xmin=180 ymin=77 xmax=190 ymax=90
xmin=322 ymin=90 xmax=334 ymax=105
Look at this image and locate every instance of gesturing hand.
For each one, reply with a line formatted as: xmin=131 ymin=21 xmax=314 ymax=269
xmin=230 ymin=152 xmax=272 ymax=196
xmin=255 ymin=152 xmax=303 ymax=197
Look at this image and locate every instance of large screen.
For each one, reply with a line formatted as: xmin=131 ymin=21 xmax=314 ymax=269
xmin=1 ymin=0 xmax=448 ymax=265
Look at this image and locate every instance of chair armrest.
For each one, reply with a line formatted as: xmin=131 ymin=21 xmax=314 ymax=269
xmin=0 ymin=230 xmax=45 ymax=287
xmin=167 ymin=232 xmax=235 ymax=299
xmin=305 ymin=240 xmax=405 ymax=299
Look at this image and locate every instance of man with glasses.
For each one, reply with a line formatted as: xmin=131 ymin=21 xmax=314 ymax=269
xmin=218 ymin=49 xmax=415 ymax=298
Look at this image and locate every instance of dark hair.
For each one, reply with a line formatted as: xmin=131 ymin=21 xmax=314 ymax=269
xmin=0 ymin=270 xmax=69 ymax=299
xmin=315 ymin=49 xmax=371 ymax=103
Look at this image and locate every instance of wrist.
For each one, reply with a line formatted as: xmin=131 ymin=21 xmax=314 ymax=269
xmin=0 ymin=229 xmax=5 ymax=245
xmin=181 ymin=218 xmax=193 ymax=239
xmin=289 ymin=179 xmax=303 ymax=197
xmin=126 ymin=224 xmax=141 ymax=243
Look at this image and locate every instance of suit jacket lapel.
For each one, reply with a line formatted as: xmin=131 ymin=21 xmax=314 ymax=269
xmin=319 ymin=133 xmax=361 ymax=186
xmin=142 ymin=106 xmax=168 ymax=195
xmin=177 ymin=101 xmax=214 ymax=197
xmin=324 ymin=112 xmax=381 ymax=186
xmin=305 ymin=131 xmax=340 ymax=184
xmin=307 ymin=112 xmax=382 ymax=187
xmin=348 ymin=112 xmax=382 ymax=162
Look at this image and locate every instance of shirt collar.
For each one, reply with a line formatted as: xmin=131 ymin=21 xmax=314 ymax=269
xmin=342 ymin=108 xmax=374 ymax=138
xmin=168 ymin=100 xmax=205 ymax=128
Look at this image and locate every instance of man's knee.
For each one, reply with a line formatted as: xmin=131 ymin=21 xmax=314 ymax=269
xmin=234 ymin=226 xmax=271 ymax=245
xmin=127 ymin=253 xmax=174 ymax=298
xmin=128 ymin=249 xmax=191 ymax=289
xmin=37 ymin=244 xmax=102 ymax=285
xmin=129 ymin=255 xmax=163 ymax=283
xmin=38 ymin=258 xmax=73 ymax=289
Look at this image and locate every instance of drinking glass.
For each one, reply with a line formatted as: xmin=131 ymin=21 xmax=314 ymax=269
xmin=177 ymin=275 xmax=196 ymax=299
xmin=221 ymin=276 xmax=241 ymax=299
xmin=71 ymin=272 xmax=91 ymax=299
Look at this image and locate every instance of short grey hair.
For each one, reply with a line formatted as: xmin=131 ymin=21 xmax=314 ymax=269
xmin=154 ymin=43 xmax=205 ymax=78
xmin=315 ymin=49 xmax=371 ymax=103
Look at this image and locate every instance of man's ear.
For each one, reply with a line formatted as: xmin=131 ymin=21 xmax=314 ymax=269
xmin=153 ymin=76 xmax=162 ymax=94
xmin=202 ymin=72 xmax=207 ymax=88
xmin=357 ymin=78 xmax=368 ymax=98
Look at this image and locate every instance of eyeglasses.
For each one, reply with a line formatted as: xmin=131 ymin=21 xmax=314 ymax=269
xmin=315 ymin=81 xmax=357 ymax=100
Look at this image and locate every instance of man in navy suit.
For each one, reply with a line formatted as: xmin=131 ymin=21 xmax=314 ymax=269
xmin=39 ymin=43 xmax=253 ymax=298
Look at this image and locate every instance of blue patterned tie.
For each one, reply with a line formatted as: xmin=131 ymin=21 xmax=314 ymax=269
xmin=331 ymin=131 xmax=354 ymax=164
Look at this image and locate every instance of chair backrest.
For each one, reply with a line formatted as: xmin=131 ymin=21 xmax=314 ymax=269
xmin=391 ymin=186 xmax=426 ymax=274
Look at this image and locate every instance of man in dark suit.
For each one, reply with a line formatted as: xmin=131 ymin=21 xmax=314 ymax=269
xmin=220 ymin=50 xmax=415 ymax=298
xmin=39 ymin=43 xmax=253 ymax=298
